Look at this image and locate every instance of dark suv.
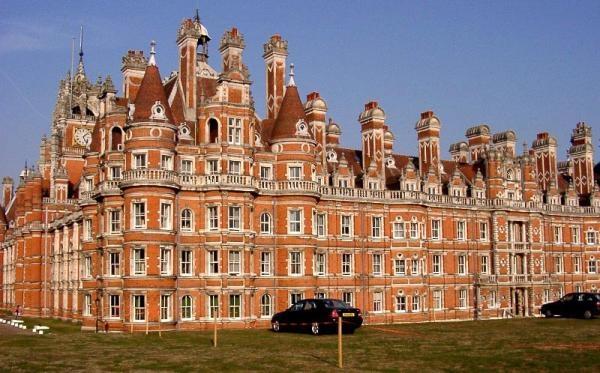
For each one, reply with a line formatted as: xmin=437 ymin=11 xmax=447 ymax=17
xmin=541 ymin=292 xmax=600 ymax=319
xmin=271 ymin=299 xmax=363 ymax=335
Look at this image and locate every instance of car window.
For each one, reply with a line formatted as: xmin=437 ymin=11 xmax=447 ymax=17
xmin=323 ymin=300 xmax=349 ymax=309
xmin=304 ymin=301 xmax=316 ymax=311
xmin=290 ymin=301 xmax=304 ymax=311
xmin=576 ymin=294 xmax=585 ymax=302
xmin=562 ymin=294 xmax=574 ymax=302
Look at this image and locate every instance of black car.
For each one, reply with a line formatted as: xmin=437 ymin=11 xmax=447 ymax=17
xmin=541 ymin=292 xmax=600 ymax=319
xmin=271 ymin=298 xmax=363 ymax=335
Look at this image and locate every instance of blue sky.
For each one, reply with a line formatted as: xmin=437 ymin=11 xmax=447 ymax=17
xmin=1 ymin=1 xmax=599 ymax=181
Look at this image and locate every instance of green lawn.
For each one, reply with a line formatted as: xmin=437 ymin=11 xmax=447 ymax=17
xmin=1 ymin=316 xmax=599 ymax=372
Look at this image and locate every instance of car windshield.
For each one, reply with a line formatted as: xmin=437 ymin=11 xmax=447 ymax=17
xmin=323 ymin=300 xmax=350 ymax=309
xmin=561 ymin=294 xmax=574 ymax=302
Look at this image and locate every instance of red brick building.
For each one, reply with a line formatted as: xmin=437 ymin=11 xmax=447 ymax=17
xmin=1 ymin=15 xmax=600 ymax=332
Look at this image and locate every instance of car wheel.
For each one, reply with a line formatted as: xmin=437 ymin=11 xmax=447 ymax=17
xmin=311 ymin=322 xmax=320 ymax=335
xmin=272 ymin=321 xmax=280 ymax=332
xmin=583 ymin=310 xmax=592 ymax=320
xmin=543 ymin=309 xmax=553 ymax=318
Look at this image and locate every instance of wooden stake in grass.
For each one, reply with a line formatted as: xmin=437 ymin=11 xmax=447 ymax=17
xmin=158 ymin=319 xmax=162 ymax=338
xmin=213 ymin=311 xmax=218 ymax=348
xmin=338 ymin=315 xmax=343 ymax=369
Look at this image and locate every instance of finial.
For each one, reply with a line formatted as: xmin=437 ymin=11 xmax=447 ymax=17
xmin=79 ymin=26 xmax=84 ymax=62
xmin=522 ymin=141 xmax=528 ymax=154
xmin=288 ymin=63 xmax=296 ymax=87
xmin=194 ymin=8 xmax=200 ymax=23
xmin=149 ymin=40 xmax=157 ymax=66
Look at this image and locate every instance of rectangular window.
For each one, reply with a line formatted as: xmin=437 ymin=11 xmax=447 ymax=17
xmin=371 ymin=216 xmax=382 ymax=238
xmin=83 ymin=294 xmax=92 ymax=316
xmin=412 ymin=295 xmax=421 ymax=312
xmin=587 ymin=231 xmax=597 ymax=245
xmin=373 ymin=291 xmax=383 ymax=313
xmin=83 ymin=219 xmax=92 ymax=240
xmin=260 ymin=165 xmax=272 ymax=180
xmin=341 ymin=215 xmax=352 ymax=237
xmin=180 ymin=249 xmax=192 ymax=276
xmin=395 ymin=259 xmax=406 ymax=276
xmin=228 ymin=251 xmax=241 ymax=275
xmin=543 ymin=289 xmax=551 ymax=304
xmin=342 ymin=253 xmax=353 ymax=275
xmin=588 ymin=260 xmax=597 ymax=274
xmin=433 ymin=289 xmax=443 ymax=310
xmin=228 ymin=206 xmax=241 ymax=231
xmin=393 ymin=221 xmax=405 ymax=239
xmin=315 ymin=253 xmax=326 ymax=276
xmin=290 ymin=292 xmax=303 ymax=306
xmin=160 ymin=247 xmax=172 ymax=276
xmin=181 ymin=159 xmax=193 ymax=175
xmin=160 ymin=154 xmax=173 ymax=170
xmin=431 ymin=219 xmax=441 ymax=240
xmin=480 ymin=255 xmax=489 ymax=274
xmin=489 ymin=291 xmax=497 ymax=308
xmin=396 ymin=295 xmax=407 ymax=312
xmin=84 ymin=256 xmax=92 ymax=278
xmin=133 ymin=202 xmax=146 ymax=229
xmin=160 ymin=202 xmax=172 ymax=230
xmin=315 ymin=213 xmax=326 ymax=238
xmin=207 ymin=159 xmax=219 ymax=174
xmin=133 ymin=294 xmax=146 ymax=321
xmin=260 ymin=251 xmax=272 ymax=276
xmin=208 ymin=294 xmax=219 ymax=319
xmin=109 ymin=210 xmax=121 ymax=233
xmin=457 ymin=221 xmax=466 ymax=240
xmin=411 ymin=259 xmax=420 ymax=276
xmin=290 ymin=251 xmax=302 ymax=275
xmin=569 ymin=227 xmax=579 ymax=243
xmin=160 ymin=294 xmax=172 ymax=321
xmin=410 ymin=222 xmax=419 ymax=239
xmin=432 ymin=254 xmax=442 ymax=275
xmin=338 ymin=179 xmax=349 ymax=188
xmin=229 ymin=294 xmax=241 ymax=318
xmin=573 ymin=256 xmax=581 ymax=273
xmin=110 ymin=166 xmax=122 ymax=180
xmin=227 ymin=117 xmax=242 ymax=145
xmin=554 ymin=256 xmax=564 ymax=274
xmin=288 ymin=166 xmax=302 ymax=181
xmin=480 ymin=222 xmax=488 ymax=241
xmin=459 ymin=289 xmax=468 ymax=309
xmin=372 ymin=253 xmax=383 ymax=276
xmin=181 ymin=296 xmax=193 ymax=320
xmin=109 ymin=294 xmax=120 ymax=318
xmin=208 ymin=206 xmax=219 ymax=231
xmin=228 ymin=160 xmax=241 ymax=175
xmin=288 ymin=209 xmax=302 ymax=234
xmin=133 ymin=153 xmax=147 ymax=169
xmin=109 ymin=252 xmax=120 ymax=276
xmin=457 ymin=255 xmax=467 ymax=275
xmin=553 ymin=226 xmax=563 ymax=243
xmin=342 ymin=292 xmax=353 ymax=307
xmin=133 ymin=248 xmax=146 ymax=275
xmin=208 ymin=250 xmax=219 ymax=274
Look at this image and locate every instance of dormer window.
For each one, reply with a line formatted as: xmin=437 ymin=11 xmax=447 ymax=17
xmin=150 ymin=101 xmax=166 ymax=120
xmin=295 ymin=119 xmax=309 ymax=136
xmin=326 ymin=150 xmax=337 ymax=163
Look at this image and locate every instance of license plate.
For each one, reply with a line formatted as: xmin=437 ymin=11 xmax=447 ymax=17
xmin=342 ymin=313 xmax=354 ymax=317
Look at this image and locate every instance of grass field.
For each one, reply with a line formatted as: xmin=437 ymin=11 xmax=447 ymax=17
xmin=1 ymin=316 xmax=599 ymax=372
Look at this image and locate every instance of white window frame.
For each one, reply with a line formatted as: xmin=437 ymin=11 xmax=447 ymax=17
xmin=393 ymin=220 xmax=405 ymax=239
xmin=228 ymin=250 xmax=241 ymax=275
xmin=180 ymin=249 xmax=193 ymax=276
xmin=207 ymin=250 xmax=219 ymax=275
xmin=180 ymin=209 xmax=193 ymax=232
xmin=315 ymin=212 xmax=327 ymax=238
xmin=181 ymin=295 xmax=194 ymax=320
xmin=260 ymin=294 xmax=272 ymax=318
xmin=227 ymin=117 xmax=242 ymax=145
xmin=160 ymin=293 xmax=172 ymax=321
xmin=109 ymin=294 xmax=120 ymax=318
xmin=207 ymin=206 xmax=219 ymax=231
xmin=160 ymin=246 xmax=172 ymax=276
xmin=208 ymin=294 xmax=219 ymax=319
xmin=288 ymin=209 xmax=302 ymax=234
xmin=431 ymin=219 xmax=441 ymax=240
xmin=259 ymin=165 xmax=272 ymax=180
xmin=180 ymin=159 xmax=194 ymax=175
xmin=479 ymin=221 xmax=488 ymax=241
xmin=109 ymin=210 xmax=121 ymax=234
xmin=395 ymin=295 xmax=407 ymax=313
xmin=133 ymin=294 xmax=146 ymax=321
xmin=342 ymin=292 xmax=353 ymax=307
xmin=433 ymin=289 xmax=444 ymax=310
xmin=228 ymin=294 xmax=242 ymax=319
xmin=228 ymin=205 xmax=241 ymax=231
xmin=109 ymin=251 xmax=120 ymax=277
xmin=289 ymin=251 xmax=303 ymax=276
xmin=341 ymin=215 xmax=353 ymax=238
xmin=341 ymin=253 xmax=353 ymax=276
xmin=160 ymin=201 xmax=173 ymax=230
xmin=288 ymin=165 xmax=302 ymax=181
xmin=132 ymin=152 xmax=147 ymax=169
xmin=315 ymin=252 xmax=326 ymax=276
xmin=160 ymin=153 xmax=173 ymax=171
xmin=457 ymin=220 xmax=466 ymax=241
xmin=371 ymin=216 xmax=383 ymax=238
xmin=132 ymin=201 xmax=146 ymax=229
xmin=260 ymin=213 xmax=272 ymax=235
xmin=458 ymin=289 xmax=468 ymax=309
xmin=432 ymin=254 xmax=443 ymax=275
xmin=373 ymin=291 xmax=383 ymax=313
xmin=260 ymin=251 xmax=272 ymax=276
xmin=394 ymin=258 xmax=406 ymax=276
xmin=457 ymin=254 xmax=467 ymax=275
xmin=228 ymin=160 xmax=242 ymax=175
xmin=132 ymin=247 xmax=146 ymax=276
xmin=372 ymin=253 xmax=383 ymax=276
xmin=83 ymin=294 xmax=92 ymax=316
xmin=410 ymin=222 xmax=419 ymax=239
xmin=480 ymin=255 xmax=489 ymax=274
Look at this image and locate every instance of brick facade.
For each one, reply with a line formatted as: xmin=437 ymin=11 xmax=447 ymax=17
xmin=1 ymin=14 xmax=600 ymax=332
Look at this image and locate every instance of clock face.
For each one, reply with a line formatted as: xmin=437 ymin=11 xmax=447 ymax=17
xmin=74 ymin=128 xmax=92 ymax=147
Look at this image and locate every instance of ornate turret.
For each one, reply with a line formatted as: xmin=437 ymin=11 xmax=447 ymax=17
xmin=270 ymin=65 xmax=311 ymax=142
xmin=263 ymin=34 xmax=288 ymax=119
xmin=568 ymin=122 xmax=594 ymax=195
xmin=415 ymin=110 xmax=441 ymax=175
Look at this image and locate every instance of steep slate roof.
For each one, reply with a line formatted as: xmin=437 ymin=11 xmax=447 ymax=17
xmin=132 ymin=65 xmax=175 ymax=123
xmin=270 ymin=85 xmax=308 ymax=142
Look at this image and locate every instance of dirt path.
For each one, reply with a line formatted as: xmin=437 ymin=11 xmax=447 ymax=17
xmin=0 ymin=322 xmax=34 ymax=336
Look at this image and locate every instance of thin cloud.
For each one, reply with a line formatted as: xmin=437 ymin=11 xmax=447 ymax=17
xmin=0 ymin=20 xmax=70 ymax=54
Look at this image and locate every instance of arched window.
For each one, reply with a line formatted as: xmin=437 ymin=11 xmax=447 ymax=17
xmin=110 ymin=127 xmax=123 ymax=151
xmin=260 ymin=213 xmax=272 ymax=234
xmin=260 ymin=294 xmax=272 ymax=317
xmin=181 ymin=295 xmax=193 ymax=320
xmin=208 ymin=118 xmax=219 ymax=143
xmin=180 ymin=209 xmax=193 ymax=232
